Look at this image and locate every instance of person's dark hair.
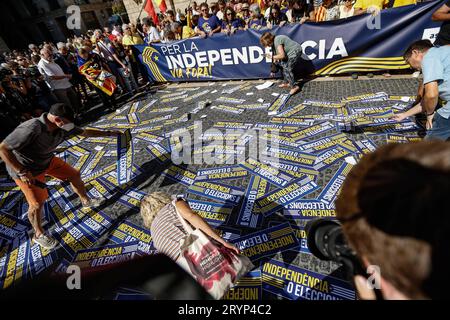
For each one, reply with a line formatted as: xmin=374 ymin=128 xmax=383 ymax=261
xmin=79 ymin=46 xmax=90 ymax=56
xmin=200 ymin=2 xmax=209 ymax=10
xmin=49 ymin=103 xmax=75 ymax=121
xmin=223 ymin=7 xmax=237 ymax=22
xmin=0 ymin=68 xmax=12 ymax=81
xmin=270 ymin=3 xmax=280 ymax=13
xmin=142 ymin=17 xmax=155 ymax=28
xmin=30 ymin=55 xmax=40 ymax=65
xmin=292 ymin=0 xmax=307 ymax=8
xmin=260 ymin=32 xmax=275 ymax=47
xmin=336 ymin=141 xmax=450 ymax=299
xmin=166 ymin=9 xmax=175 ymax=17
xmin=403 ymin=40 xmax=433 ymax=60
xmin=210 ymin=3 xmax=219 ymax=13
xmin=192 ymin=15 xmax=200 ymax=27
xmin=165 ymin=31 xmax=176 ymax=41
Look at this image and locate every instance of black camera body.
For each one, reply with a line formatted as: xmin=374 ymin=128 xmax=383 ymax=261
xmin=305 ymin=219 xmax=365 ymax=281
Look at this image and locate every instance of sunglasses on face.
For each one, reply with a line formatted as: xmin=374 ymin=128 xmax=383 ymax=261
xmin=201 ymin=9 xmax=208 ymax=12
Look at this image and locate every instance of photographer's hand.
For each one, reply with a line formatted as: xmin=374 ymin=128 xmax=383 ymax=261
xmin=354 ymin=275 xmax=376 ymax=300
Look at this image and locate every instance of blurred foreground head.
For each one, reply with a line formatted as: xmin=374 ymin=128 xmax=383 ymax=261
xmin=336 ymin=141 xmax=450 ymax=299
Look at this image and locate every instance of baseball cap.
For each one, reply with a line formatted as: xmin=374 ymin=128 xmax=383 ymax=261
xmin=49 ymin=103 xmax=75 ymax=122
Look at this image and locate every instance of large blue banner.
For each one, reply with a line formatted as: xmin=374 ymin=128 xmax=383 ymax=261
xmin=135 ymin=1 xmax=443 ymax=82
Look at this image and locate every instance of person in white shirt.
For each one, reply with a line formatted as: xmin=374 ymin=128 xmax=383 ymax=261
xmin=37 ymin=48 xmax=81 ymax=116
xmin=339 ymin=0 xmax=355 ymax=19
xmin=216 ymin=0 xmax=226 ymax=20
xmin=143 ymin=21 xmax=161 ymax=44
xmin=191 ymin=1 xmax=201 ymax=15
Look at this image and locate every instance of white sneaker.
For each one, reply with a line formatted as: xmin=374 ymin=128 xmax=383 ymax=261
xmin=82 ymin=197 xmax=106 ymax=208
xmin=33 ymin=233 xmax=58 ymax=250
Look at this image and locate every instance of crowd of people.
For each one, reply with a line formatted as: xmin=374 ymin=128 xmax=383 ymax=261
xmin=142 ymin=0 xmax=421 ymax=41
xmin=0 ymin=24 xmax=151 ymax=139
xmin=1 ymin=0 xmax=450 ymax=301
xmin=0 ymin=0 xmax=435 ymax=140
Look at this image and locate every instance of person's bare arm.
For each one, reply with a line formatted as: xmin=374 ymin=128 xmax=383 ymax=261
xmin=413 ymin=80 xmax=424 ymax=106
xmin=423 ymin=81 xmax=439 ymax=115
xmin=0 ymin=142 xmax=34 ymax=185
xmin=196 ymin=28 xmax=207 ymax=38
xmin=211 ymin=25 xmax=222 ymax=35
xmin=0 ymin=142 xmax=26 ymax=174
xmin=354 ymin=8 xmax=366 ymax=15
xmin=272 ymin=44 xmax=286 ymax=61
xmin=391 ymin=103 xmax=423 ymax=122
xmin=392 ymin=80 xmax=426 ymax=122
xmin=176 ymin=200 xmax=240 ymax=253
xmin=432 ymin=4 xmax=450 ymax=21
xmin=422 ymin=81 xmax=439 ymax=129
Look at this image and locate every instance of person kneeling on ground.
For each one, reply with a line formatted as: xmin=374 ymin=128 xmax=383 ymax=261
xmin=260 ymin=32 xmax=304 ymax=95
xmin=393 ymin=40 xmax=450 ymax=140
xmin=0 ymin=103 xmax=121 ymax=249
xmin=140 ymin=192 xmax=239 ymax=262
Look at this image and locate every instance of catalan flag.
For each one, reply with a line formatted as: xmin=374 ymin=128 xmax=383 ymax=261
xmin=144 ymin=0 xmax=159 ymax=24
xmin=156 ymin=0 xmax=167 ymax=13
xmin=257 ymin=0 xmax=266 ymax=11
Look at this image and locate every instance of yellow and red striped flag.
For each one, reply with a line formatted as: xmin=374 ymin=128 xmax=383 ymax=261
xmin=156 ymin=0 xmax=167 ymax=13
xmin=257 ymin=0 xmax=266 ymax=11
xmin=144 ymin=0 xmax=159 ymax=24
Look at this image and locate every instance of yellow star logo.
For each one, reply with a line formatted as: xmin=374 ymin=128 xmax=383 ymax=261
xmin=153 ymin=55 xmax=159 ymax=61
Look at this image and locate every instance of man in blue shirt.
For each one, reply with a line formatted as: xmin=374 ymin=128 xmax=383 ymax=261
xmin=394 ymin=40 xmax=450 ymax=140
xmin=196 ymin=2 xmax=222 ymax=38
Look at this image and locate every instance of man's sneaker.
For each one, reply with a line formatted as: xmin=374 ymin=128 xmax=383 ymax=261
xmin=33 ymin=233 xmax=58 ymax=250
xmin=82 ymin=197 xmax=106 ymax=209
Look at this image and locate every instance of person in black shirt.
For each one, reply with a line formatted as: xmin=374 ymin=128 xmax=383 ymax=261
xmin=268 ymin=4 xmax=289 ymax=27
xmin=77 ymin=46 xmax=116 ymax=110
xmin=289 ymin=0 xmax=314 ymax=24
xmin=432 ymin=1 xmax=450 ymax=46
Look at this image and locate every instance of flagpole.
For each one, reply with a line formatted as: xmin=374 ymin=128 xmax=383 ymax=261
xmin=137 ymin=0 xmax=148 ymax=22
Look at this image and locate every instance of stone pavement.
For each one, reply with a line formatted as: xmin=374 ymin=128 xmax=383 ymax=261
xmin=0 ymin=77 xmax=421 ymax=299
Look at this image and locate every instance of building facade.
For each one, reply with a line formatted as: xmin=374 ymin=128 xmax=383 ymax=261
xmin=122 ymin=0 xmax=190 ymax=23
xmin=0 ymin=0 xmax=124 ymax=50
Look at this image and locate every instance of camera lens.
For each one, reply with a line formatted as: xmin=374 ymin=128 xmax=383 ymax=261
xmin=306 ymin=218 xmax=365 ymax=280
xmin=305 ymin=219 xmax=343 ymax=261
